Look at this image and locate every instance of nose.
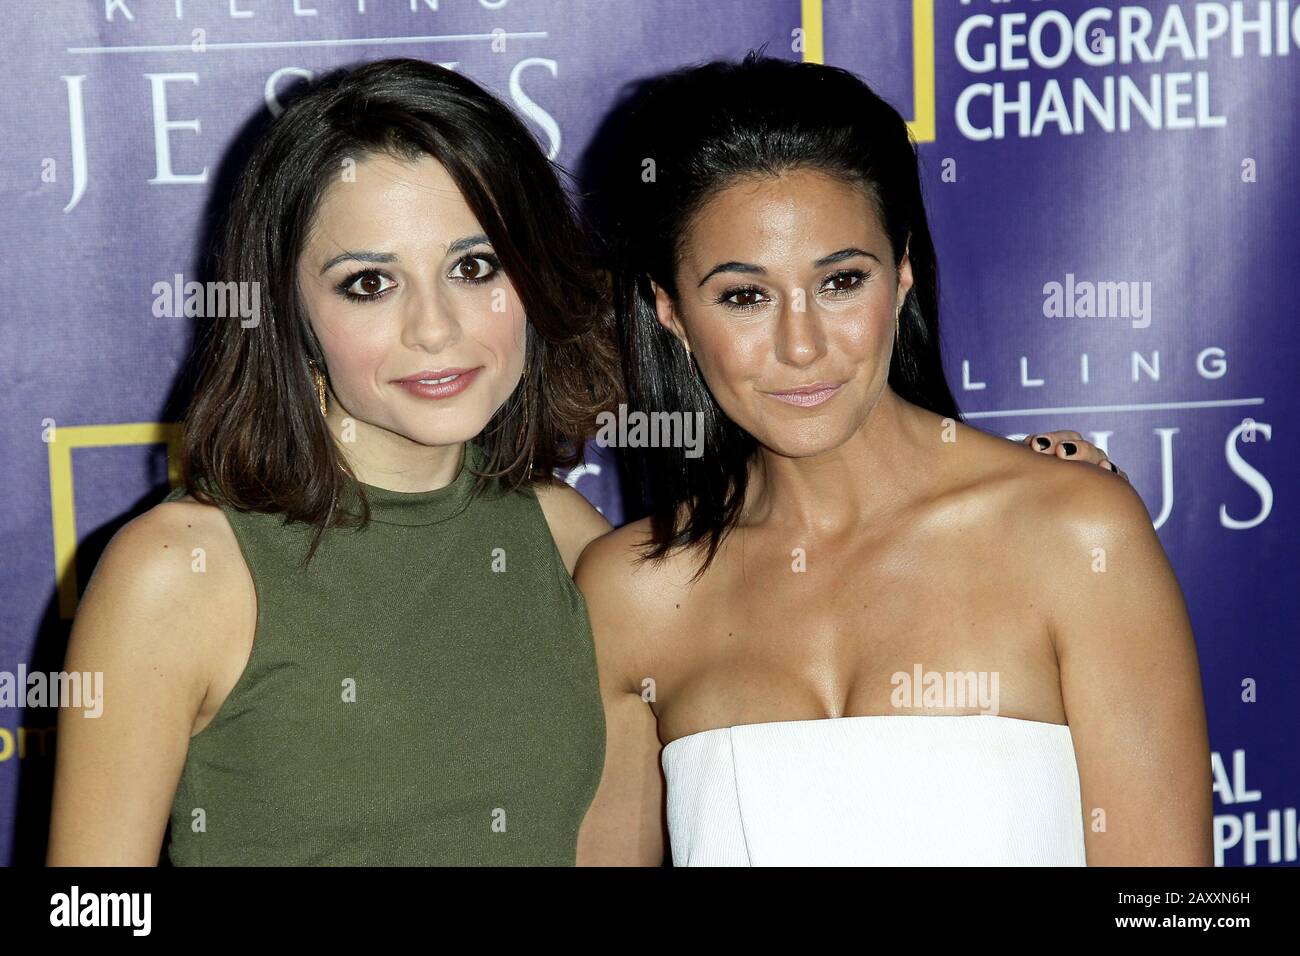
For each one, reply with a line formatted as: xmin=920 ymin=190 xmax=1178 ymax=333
xmin=772 ymin=293 xmax=827 ymax=368
xmin=399 ymin=281 xmax=462 ymax=354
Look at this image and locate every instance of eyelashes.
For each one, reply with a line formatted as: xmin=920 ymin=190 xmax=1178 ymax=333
xmin=336 ymin=271 xmax=396 ymax=302
xmin=714 ymin=268 xmax=872 ymax=313
xmin=448 ymin=252 xmax=502 ymax=286
xmin=334 ymin=252 xmax=503 ymax=303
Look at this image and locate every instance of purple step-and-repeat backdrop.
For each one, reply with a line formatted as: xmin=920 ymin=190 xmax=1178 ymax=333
xmin=1 ymin=1 xmax=1295 ymax=865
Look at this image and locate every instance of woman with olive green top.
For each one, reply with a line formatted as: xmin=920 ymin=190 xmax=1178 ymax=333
xmin=161 ymin=441 xmax=605 ymax=865
xmin=48 ymin=59 xmax=616 ymax=867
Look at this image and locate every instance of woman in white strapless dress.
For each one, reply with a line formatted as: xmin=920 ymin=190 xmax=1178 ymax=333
xmin=574 ymin=53 xmax=1212 ymax=866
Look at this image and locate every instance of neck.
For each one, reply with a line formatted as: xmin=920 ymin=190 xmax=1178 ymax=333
xmin=743 ymin=387 xmax=934 ymax=534
xmin=324 ymin=397 xmax=465 ymax=493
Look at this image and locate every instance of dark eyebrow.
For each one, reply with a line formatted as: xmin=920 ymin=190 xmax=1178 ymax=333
xmin=319 ymin=250 xmax=397 ymax=276
xmin=697 ymin=261 xmax=764 ymax=288
xmin=317 ymin=235 xmax=492 ymax=276
xmin=446 ymin=233 xmax=491 ymax=256
xmin=814 ymin=247 xmax=879 ymax=268
xmin=696 ymin=247 xmax=879 ymax=287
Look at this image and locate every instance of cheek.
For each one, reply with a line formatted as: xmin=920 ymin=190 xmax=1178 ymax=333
xmin=829 ymin=306 xmax=888 ymax=359
xmin=693 ymin=321 xmax=768 ymax=381
xmin=821 ymin=282 xmax=897 ymax=359
xmin=464 ymin=292 xmax=528 ymax=393
xmin=485 ymin=295 xmax=527 ymax=358
xmin=307 ymin=301 xmax=390 ymax=396
xmin=328 ymin=341 xmax=389 ymax=398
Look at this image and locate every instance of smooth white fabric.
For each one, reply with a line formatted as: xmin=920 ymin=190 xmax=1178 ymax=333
xmin=661 ymin=714 xmax=1088 ymax=866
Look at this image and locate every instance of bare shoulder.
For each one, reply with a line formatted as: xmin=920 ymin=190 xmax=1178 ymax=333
xmin=71 ymin=493 xmax=253 ymax=688
xmin=996 ymin=431 xmax=1155 ymax=546
xmin=950 ymin=419 xmax=1182 ymax=635
xmin=573 ymin=516 xmax=695 ymax=692
xmin=533 ymin=480 xmax=613 ymax=574
xmin=574 ymin=515 xmax=697 ymax=612
xmin=1021 ymin=454 xmax=1183 ymax=627
xmin=88 ymin=494 xmax=244 ymax=602
xmin=50 ymin=492 xmax=259 ymax=862
xmin=939 ymin=415 xmax=1150 ymax=538
xmin=933 ymin=419 xmax=1183 ymax=684
xmin=574 ymin=517 xmax=654 ymax=613
xmin=923 ymin=415 xmax=1162 ymax=592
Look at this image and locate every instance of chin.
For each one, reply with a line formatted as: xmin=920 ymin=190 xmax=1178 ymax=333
xmin=748 ymin=418 xmax=860 ymax=459
xmin=392 ymin=411 xmax=494 ymax=449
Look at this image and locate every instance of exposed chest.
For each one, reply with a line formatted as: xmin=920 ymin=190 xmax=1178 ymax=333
xmin=645 ymin=523 xmax=1064 ymax=742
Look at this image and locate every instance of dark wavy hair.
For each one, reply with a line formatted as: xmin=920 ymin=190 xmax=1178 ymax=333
xmin=599 ymin=51 xmax=961 ymax=575
xmin=181 ymin=57 xmax=621 ymax=554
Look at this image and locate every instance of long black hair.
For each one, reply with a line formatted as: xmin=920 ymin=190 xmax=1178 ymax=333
xmin=597 ymin=50 xmax=961 ymax=575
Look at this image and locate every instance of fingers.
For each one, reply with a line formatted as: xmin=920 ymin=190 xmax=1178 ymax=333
xmin=1025 ymin=430 xmax=1083 ymax=456
xmin=1041 ymin=429 xmax=1084 ymax=443
xmin=1055 ymin=438 xmax=1098 ymax=463
xmin=1024 ymin=431 xmax=1130 ymax=482
xmin=1101 ymin=460 xmax=1132 ymax=483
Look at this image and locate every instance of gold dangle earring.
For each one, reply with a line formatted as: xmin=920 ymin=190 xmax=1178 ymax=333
xmin=308 ymin=359 xmax=327 ymax=416
xmin=519 ymin=361 xmax=534 ymax=479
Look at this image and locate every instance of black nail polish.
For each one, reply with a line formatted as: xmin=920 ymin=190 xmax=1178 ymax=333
xmin=1061 ymin=441 xmax=1077 ymax=455
xmin=1034 ymin=436 xmax=1050 ymax=449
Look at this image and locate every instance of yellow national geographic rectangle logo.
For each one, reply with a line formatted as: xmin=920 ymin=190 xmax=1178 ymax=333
xmin=801 ymin=0 xmax=936 ymax=143
xmin=46 ymin=423 xmax=181 ymax=618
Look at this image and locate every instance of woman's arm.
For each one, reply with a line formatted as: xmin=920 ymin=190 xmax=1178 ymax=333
xmin=1040 ymin=467 xmax=1213 ymax=865
xmin=572 ymin=528 xmax=667 ymax=866
xmin=533 ymin=481 xmax=612 ymax=573
xmin=47 ymin=501 xmax=251 ymax=865
xmin=536 ymin=485 xmax=665 ymax=864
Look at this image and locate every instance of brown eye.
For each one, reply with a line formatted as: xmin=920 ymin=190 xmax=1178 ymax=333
xmin=821 ymin=269 xmax=869 ymax=295
xmin=717 ymin=285 xmax=767 ymax=311
xmin=338 ymin=270 xmax=396 ymax=301
xmin=451 ymin=254 xmax=498 ymax=283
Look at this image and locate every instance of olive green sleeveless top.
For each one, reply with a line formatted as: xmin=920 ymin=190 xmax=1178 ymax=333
xmin=163 ymin=442 xmax=606 ymax=865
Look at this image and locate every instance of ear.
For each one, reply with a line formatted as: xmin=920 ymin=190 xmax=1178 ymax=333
xmin=651 ymin=280 xmax=690 ymax=350
xmin=896 ymin=235 xmax=914 ymax=312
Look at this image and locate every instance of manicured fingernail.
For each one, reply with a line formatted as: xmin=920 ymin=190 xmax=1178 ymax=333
xmin=1034 ymin=436 xmax=1050 ymax=449
xmin=1104 ymin=461 xmax=1117 ymax=472
xmin=1061 ymin=441 xmax=1077 ymax=455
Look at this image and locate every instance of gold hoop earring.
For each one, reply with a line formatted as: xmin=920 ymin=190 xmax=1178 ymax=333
xmin=308 ymin=360 xmax=327 ymax=416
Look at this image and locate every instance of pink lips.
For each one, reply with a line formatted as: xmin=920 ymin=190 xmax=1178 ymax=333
xmin=392 ymin=367 xmax=482 ymax=400
xmin=763 ymin=381 xmax=843 ymax=407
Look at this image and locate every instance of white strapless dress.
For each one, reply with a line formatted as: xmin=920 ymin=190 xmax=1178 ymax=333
xmin=661 ymin=714 xmax=1087 ymax=866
